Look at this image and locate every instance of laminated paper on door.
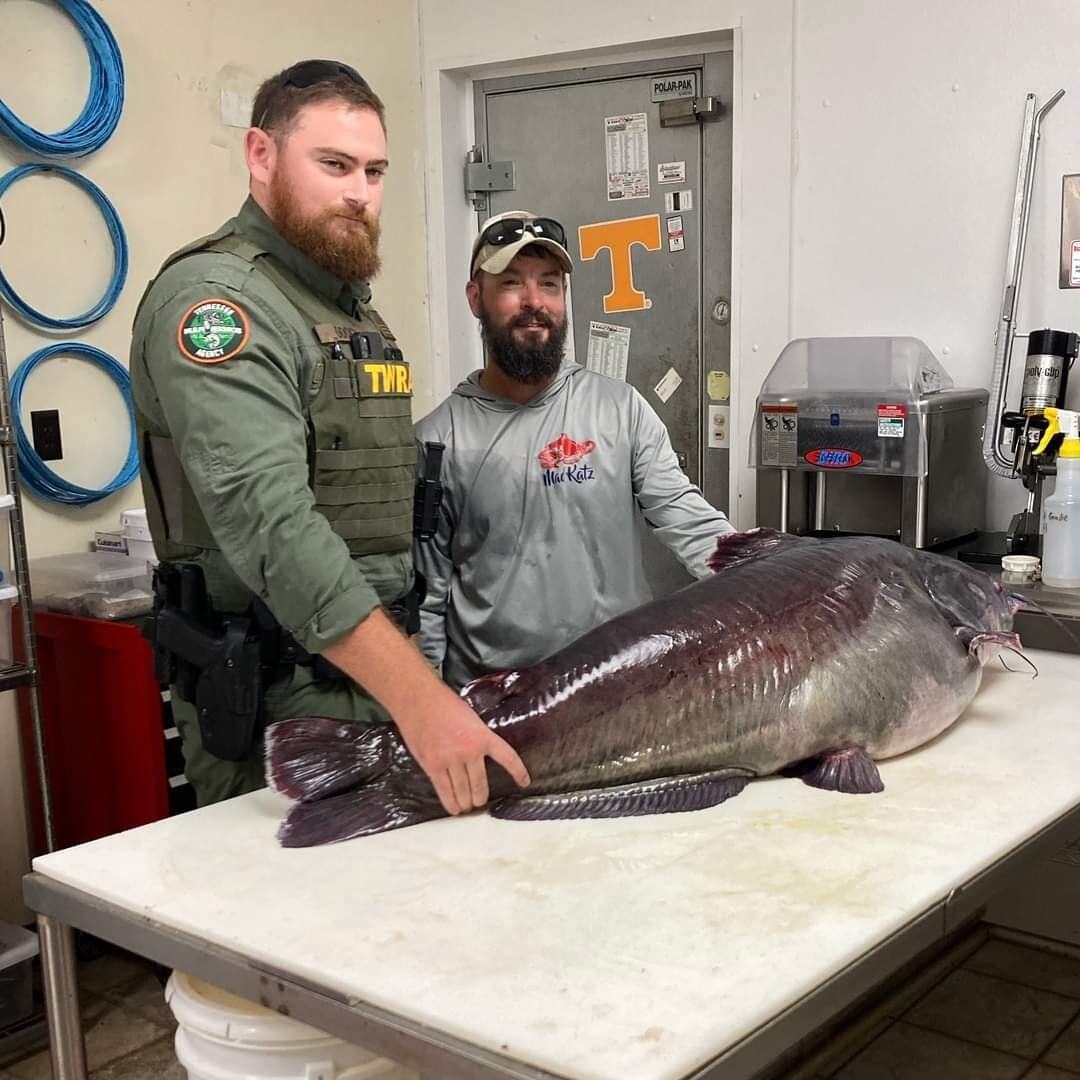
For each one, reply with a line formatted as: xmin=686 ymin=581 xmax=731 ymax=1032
xmin=586 ymin=322 xmax=631 ymax=382
xmin=605 ymin=113 xmax=650 ymax=201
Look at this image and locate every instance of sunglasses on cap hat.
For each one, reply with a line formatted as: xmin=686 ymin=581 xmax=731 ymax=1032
xmin=478 ymin=216 xmax=567 ymax=250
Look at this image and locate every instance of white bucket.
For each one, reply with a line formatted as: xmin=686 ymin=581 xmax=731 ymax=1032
xmin=165 ymin=972 xmax=415 ymax=1080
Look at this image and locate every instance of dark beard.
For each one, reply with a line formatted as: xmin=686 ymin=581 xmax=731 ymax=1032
xmin=480 ymin=309 xmax=567 ymax=385
xmin=268 ymin=171 xmax=381 ymax=283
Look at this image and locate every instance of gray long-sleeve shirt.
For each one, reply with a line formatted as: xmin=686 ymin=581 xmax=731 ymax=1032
xmin=414 ymin=362 xmax=735 ymax=689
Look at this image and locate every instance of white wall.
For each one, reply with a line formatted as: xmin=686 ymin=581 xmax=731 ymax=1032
xmin=0 ymin=0 xmax=427 ymax=922
xmin=791 ymin=0 xmax=1080 ymax=529
xmin=418 ymin=0 xmax=1080 ymax=533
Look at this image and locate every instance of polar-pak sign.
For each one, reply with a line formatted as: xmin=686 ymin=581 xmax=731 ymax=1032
xmin=650 ymin=73 xmax=698 ymax=102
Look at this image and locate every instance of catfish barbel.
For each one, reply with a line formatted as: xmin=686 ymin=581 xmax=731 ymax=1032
xmin=267 ymin=529 xmax=1022 ymax=846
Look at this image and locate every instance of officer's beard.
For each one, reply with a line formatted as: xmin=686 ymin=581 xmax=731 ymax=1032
xmin=480 ymin=307 xmax=568 ymax=385
xmin=268 ymin=170 xmax=382 ymax=283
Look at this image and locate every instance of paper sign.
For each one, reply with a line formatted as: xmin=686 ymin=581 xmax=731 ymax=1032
xmin=666 ymin=215 xmax=685 ymax=253
xmin=1072 ymin=240 xmax=1080 ymax=287
xmin=664 ymin=189 xmax=693 ymax=213
xmin=605 ymin=113 xmax=650 ymax=201
xmin=658 ymin=160 xmax=686 ymax=184
xmin=654 ymin=367 xmax=683 ymax=404
xmin=586 ymin=321 xmax=631 ymax=382
xmin=708 ymin=405 xmax=730 ymax=448
xmin=707 ymin=370 xmax=730 ymax=402
xmin=220 ymin=90 xmax=254 ymax=128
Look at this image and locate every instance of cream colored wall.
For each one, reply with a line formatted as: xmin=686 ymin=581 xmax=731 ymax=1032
xmin=0 ymin=0 xmax=427 ymax=922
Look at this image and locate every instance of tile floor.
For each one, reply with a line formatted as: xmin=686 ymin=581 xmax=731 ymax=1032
xmin=2 ymin=928 xmax=1080 ymax=1078
xmin=788 ymin=933 xmax=1080 ymax=1080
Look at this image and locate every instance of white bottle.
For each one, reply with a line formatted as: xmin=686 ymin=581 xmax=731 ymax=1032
xmin=1039 ymin=408 xmax=1080 ymax=588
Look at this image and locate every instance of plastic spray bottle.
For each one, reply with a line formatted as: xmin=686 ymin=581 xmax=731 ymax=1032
xmin=1033 ymin=407 xmax=1080 ymax=588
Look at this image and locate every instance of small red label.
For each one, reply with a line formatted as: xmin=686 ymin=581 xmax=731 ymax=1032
xmin=877 ymin=403 xmax=907 ymax=419
xmin=805 ymin=448 xmax=863 ymax=468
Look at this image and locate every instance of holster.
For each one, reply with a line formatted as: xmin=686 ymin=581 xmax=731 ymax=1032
xmin=143 ymin=564 xmax=263 ymax=762
xmin=144 ymin=565 xmax=430 ymax=763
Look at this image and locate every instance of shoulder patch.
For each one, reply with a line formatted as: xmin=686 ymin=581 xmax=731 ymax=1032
xmin=177 ymin=299 xmax=250 ymax=364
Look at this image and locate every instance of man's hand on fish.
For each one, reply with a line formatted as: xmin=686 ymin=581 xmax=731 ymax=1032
xmin=321 ymin=606 xmax=530 ymax=816
xmin=394 ymin=693 xmax=532 ymax=815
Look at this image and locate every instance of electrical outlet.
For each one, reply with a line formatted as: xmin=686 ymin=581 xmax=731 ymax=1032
xmin=31 ymin=410 xmax=63 ymax=461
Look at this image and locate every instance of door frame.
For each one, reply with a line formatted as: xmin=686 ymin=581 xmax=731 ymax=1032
xmin=472 ymin=52 xmax=731 ymax=498
xmin=416 ymin=3 xmax=797 ymax=529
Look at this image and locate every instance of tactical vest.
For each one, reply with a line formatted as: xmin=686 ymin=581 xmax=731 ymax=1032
xmin=137 ymin=227 xmax=415 ymax=567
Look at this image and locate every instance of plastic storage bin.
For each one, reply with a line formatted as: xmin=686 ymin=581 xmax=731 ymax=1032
xmin=0 ymin=921 xmax=38 ymax=1030
xmin=30 ymin=551 xmax=152 ymax=620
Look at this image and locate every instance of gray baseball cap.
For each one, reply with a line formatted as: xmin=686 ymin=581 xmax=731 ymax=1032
xmin=470 ymin=210 xmax=573 ymax=277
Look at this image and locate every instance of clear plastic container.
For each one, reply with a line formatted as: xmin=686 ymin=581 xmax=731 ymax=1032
xmin=1042 ymin=458 xmax=1080 ymax=588
xmin=0 ymin=921 xmax=38 ymax=1029
xmin=30 ymin=551 xmax=153 ymax=620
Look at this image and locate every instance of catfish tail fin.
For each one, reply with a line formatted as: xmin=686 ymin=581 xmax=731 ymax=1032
xmin=277 ymin=781 xmax=445 ymax=847
xmin=266 ymin=716 xmax=395 ymax=802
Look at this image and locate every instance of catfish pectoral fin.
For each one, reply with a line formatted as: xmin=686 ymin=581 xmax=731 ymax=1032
xmin=277 ymin=781 xmax=444 ymax=847
xmin=489 ymin=769 xmax=752 ymax=822
xmin=783 ymin=747 xmax=884 ymax=795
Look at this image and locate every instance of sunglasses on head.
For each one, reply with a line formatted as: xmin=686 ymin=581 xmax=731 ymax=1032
xmin=479 ymin=216 xmax=567 ymax=250
xmin=281 ymin=59 xmax=370 ymax=91
xmin=255 ymin=60 xmax=371 ymax=128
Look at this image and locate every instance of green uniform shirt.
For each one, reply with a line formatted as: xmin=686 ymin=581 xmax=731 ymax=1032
xmin=131 ymin=197 xmax=412 ymax=654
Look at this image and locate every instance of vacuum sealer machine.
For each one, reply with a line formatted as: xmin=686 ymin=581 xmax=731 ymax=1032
xmin=752 ymin=336 xmax=987 ymax=549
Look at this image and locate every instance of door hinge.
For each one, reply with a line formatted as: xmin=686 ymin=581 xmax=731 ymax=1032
xmin=658 ymin=95 xmax=724 ymax=128
xmin=464 ymin=146 xmax=516 ymax=212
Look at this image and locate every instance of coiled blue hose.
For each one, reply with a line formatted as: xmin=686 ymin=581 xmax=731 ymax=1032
xmin=12 ymin=343 xmax=139 ymax=506
xmin=0 ymin=163 xmax=128 ymax=329
xmin=0 ymin=0 xmax=124 ymax=158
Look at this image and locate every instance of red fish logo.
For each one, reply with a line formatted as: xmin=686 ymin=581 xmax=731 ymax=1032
xmin=538 ymin=433 xmax=597 ymax=469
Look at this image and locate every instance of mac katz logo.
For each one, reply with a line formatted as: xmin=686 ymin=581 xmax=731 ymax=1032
xmin=538 ymin=433 xmax=597 ymax=487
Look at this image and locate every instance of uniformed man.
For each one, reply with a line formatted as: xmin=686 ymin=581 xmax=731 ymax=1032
xmin=131 ymin=60 xmax=529 ymax=815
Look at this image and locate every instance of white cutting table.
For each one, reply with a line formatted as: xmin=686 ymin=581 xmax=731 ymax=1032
xmin=23 ymin=649 xmax=1080 ymax=1080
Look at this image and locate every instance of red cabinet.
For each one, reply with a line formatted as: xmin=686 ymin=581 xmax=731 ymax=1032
xmin=18 ymin=609 xmax=171 ymax=854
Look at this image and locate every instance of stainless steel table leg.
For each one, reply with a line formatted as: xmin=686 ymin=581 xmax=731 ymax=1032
xmin=37 ymin=914 xmax=87 ymax=1080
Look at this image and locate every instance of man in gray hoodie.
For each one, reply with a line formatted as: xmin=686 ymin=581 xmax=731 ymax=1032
xmin=415 ymin=210 xmax=735 ymax=690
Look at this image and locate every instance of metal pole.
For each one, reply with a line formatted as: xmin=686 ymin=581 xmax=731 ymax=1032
xmin=984 ymin=90 xmax=1065 ymax=477
xmin=813 ymin=472 xmax=827 ymax=532
xmin=37 ymin=915 xmax=88 ymax=1080
xmin=0 ymin=307 xmax=54 ymax=851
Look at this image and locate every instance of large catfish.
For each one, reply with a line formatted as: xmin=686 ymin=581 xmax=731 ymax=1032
xmin=267 ymin=529 xmax=1023 ymax=847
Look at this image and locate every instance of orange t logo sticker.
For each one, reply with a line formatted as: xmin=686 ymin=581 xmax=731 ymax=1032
xmin=578 ymin=215 xmax=662 ymax=313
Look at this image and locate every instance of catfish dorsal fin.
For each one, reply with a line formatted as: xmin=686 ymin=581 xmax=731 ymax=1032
xmin=707 ymin=528 xmax=806 ymax=573
xmin=462 ymin=668 xmax=521 ymax=713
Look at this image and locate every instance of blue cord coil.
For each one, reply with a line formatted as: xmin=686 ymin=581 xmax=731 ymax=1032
xmin=0 ymin=0 xmax=124 ymax=158
xmin=0 ymin=163 xmax=128 ymax=330
xmin=11 ymin=343 xmax=139 ymax=506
